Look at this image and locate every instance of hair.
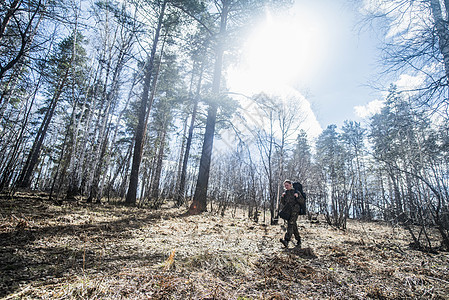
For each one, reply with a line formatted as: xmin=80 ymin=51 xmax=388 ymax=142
xmin=283 ymin=180 xmax=292 ymax=185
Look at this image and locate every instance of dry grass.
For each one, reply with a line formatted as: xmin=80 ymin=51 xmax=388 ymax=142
xmin=1 ymin=192 xmax=448 ymax=299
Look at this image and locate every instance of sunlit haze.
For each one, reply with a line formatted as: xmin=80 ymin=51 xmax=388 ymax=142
xmin=228 ymin=9 xmax=329 ymax=89
xmin=227 ymin=0 xmax=382 ymax=140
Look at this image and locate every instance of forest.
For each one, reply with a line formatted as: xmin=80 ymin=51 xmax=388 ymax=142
xmin=1 ymin=0 xmax=449 ymax=299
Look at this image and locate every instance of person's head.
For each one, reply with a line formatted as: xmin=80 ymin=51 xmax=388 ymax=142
xmin=283 ymin=180 xmax=293 ymax=190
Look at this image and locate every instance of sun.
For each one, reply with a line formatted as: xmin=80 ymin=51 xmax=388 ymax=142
xmin=227 ymin=8 xmax=329 ymax=94
xmin=225 ymin=7 xmax=331 ymax=140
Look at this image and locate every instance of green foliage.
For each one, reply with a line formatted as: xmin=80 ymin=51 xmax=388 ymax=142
xmin=316 ymin=125 xmax=342 ymax=174
xmin=41 ymin=32 xmax=87 ymax=92
xmin=286 ymin=130 xmax=312 ymax=183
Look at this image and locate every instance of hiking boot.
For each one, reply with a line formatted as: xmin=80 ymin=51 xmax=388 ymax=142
xmin=280 ymin=238 xmax=289 ymax=248
xmin=296 ymin=240 xmax=302 ymax=248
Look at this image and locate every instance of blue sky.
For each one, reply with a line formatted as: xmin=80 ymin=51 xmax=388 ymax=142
xmin=295 ymin=0 xmax=384 ymax=128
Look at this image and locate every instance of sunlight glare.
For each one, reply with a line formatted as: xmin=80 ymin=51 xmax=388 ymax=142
xmin=228 ymin=9 xmax=328 ymax=93
xmin=226 ymin=6 xmax=334 ymax=140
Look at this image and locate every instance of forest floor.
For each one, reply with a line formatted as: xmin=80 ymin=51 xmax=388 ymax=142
xmin=1 ymin=192 xmax=448 ymax=299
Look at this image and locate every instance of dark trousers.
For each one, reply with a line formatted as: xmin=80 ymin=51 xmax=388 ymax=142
xmin=284 ymin=210 xmax=301 ymax=242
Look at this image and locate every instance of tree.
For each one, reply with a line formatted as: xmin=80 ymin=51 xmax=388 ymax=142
xmin=285 ymin=130 xmax=313 ymax=211
xmin=287 ymin=131 xmax=312 ymax=182
xmin=340 ymin=120 xmax=369 ymax=219
xmin=363 ymin=0 xmax=449 ymax=117
xmin=188 ymin=0 xmax=230 ymax=214
xmin=254 ymin=100 xmax=277 ymax=224
xmin=125 ymin=0 xmax=206 ymax=206
xmin=189 ymin=0 xmax=288 ymax=214
xmin=147 ymin=50 xmax=184 ymax=207
xmin=175 ymin=24 xmax=210 ymax=208
xmin=0 ymin=0 xmax=70 ymax=191
xmin=0 ymin=0 xmax=45 ymax=86
xmin=369 ymin=85 xmax=449 ymax=250
xmin=250 ymin=93 xmax=305 ymax=224
xmin=81 ymin=0 xmax=139 ymax=203
xmin=16 ymin=31 xmax=86 ymax=189
xmin=316 ymin=125 xmax=348 ymax=229
xmin=125 ymin=0 xmax=168 ymax=205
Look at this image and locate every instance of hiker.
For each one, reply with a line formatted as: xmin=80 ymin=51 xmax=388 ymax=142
xmin=279 ymin=179 xmax=304 ymax=248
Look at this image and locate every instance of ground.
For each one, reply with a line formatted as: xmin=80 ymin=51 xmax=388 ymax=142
xmin=1 ymin=192 xmax=448 ymax=299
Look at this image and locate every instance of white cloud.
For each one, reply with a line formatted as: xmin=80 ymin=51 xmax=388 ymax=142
xmin=395 ymin=73 xmax=425 ymax=92
xmin=354 ymin=99 xmax=384 ymax=118
xmin=354 ymin=72 xmax=425 ymax=119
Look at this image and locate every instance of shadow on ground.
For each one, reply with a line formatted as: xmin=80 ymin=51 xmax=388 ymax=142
xmin=0 ymin=193 xmax=184 ymax=298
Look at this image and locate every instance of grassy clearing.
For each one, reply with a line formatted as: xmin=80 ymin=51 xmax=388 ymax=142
xmin=1 ymin=193 xmax=448 ymax=299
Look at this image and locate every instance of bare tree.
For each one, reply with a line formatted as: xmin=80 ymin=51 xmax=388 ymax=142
xmin=0 ymin=0 xmax=46 ymax=87
xmin=363 ymin=0 xmax=449 ymax=115
xmin=251 ymin=93 xmax=305 ymax=224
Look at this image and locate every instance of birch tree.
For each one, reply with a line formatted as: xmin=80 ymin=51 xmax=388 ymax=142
xmin=340 ymin=120 xmax=369 ymax=219
xmin=83 ymin=1 xmax=139 ymax=203
xmin=16 ymin=31 xmax=85 ymax=189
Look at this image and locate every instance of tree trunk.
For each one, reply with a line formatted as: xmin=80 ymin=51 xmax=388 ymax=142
xmin=49 ymin=113 xmax=74 ymax=203
xmin=430 ymin=0 xmax=449 ymax=87
xmin=150 ymin=129 xmax=167 ymax=207
xmin=0 ymin=67 xmax=45 ymax=191
xmin=16 ymin=68 xmax=70 ymax=188
xmin=65 ymin=77 xmax=90 ymax=199
xmin=119 ymin=141 xmax=133 ymax=199
xmin=125 ymin=0 xmax=167 ymax=205
xmin=87 ymin=33 xmax=129 ymax=203
xmin=87 ymin=129 xmax=110 ymax=204
xmin=176 ymin=64 xmax=203 ymax=207
xmin=189 ymin=1 xmax=229 ymax=214
xmin=175 ymin=116 xmax=189 ymax=202
xmin=16 ymin=10 xmax=77 ymax=189
xmin=65 ymin=61 xmax=102 ymax=198
xmin=105 ymin=74 xmax=138 ymax=199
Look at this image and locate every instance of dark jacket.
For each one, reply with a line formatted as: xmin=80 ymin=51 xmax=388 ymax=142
xmin=281 ymin=189 xmax=301 ymax=214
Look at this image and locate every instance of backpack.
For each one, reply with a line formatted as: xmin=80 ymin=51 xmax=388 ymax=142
xmin=293 ymin=182 xmax=307 ymax=215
